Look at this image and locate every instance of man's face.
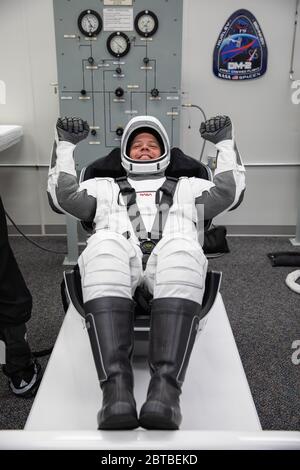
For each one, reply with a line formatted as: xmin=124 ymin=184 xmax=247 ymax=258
xmin=129 ymin=132 xmax=162 ymax=161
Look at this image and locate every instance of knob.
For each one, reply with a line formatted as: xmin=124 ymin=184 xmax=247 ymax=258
xmin=88 ymin=56 xmax=94 ymax=65
xmin=143 ymin=57 xmax=150 ymax=65
xmin=115 ymin=87 xmax=124 ymax=98
xmin=91 ymin=129 xmax=97 ymax=136
xmin=80 ymin=89 xmax=87 ymax=95
xmin=115 ymin=67 xmax=122 ymax=75
xmin=116 ymin=127 xmax=124 ymax=137
xmin=151 ymin=88 xmax=159 ymax=98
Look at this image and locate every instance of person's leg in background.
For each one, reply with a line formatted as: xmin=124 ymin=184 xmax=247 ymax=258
xmin=141 ymin=235 xmax=208 ymax=429
xmin=0 ymin=196 xmax=42 ymax=398
xmin=78 ymin=231 xmax=143 ymax=429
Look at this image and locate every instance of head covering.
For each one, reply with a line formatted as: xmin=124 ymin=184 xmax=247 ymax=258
xmin=121 ymin=116 xmax=170 ymax=175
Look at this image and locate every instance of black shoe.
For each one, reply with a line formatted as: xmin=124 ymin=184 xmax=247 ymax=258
xmin=139 ymin=298 xmax=202 ymax=430
xmin=4 ymin=360 xmax=42 ymax=398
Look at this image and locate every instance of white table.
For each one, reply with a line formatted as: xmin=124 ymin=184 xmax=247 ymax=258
xmin=0 ymin=125 xmax=23 ymax=153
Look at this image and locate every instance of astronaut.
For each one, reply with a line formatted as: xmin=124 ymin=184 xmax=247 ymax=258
xmin=47 ymin=115 xmax=245 ymax=430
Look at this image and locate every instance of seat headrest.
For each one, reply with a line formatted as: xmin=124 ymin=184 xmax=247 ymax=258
xmin=82 ymin=147 xmax=210 ymax=182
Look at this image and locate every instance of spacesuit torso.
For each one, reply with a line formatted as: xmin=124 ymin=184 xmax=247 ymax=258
xmin=78 ymin=174 xmax=212 ymax=246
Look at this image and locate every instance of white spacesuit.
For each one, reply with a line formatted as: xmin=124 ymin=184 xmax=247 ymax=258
xmin=48 ymin=115 xmax=245 ymax=431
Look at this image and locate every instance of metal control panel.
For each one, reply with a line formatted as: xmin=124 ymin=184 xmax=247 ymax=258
xmin=53 ymin=0 xmax=183 ymax=169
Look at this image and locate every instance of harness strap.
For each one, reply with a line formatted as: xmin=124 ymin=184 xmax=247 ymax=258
xmin=151 ymin=176 xmax=178 ymax=241
xmin=116 ymin=177 xmax=137 ymax=207
xmin=116 ymin=176 xmax=148 ymax=240
xmin=116 ymin=176 xmax=178 ymax=266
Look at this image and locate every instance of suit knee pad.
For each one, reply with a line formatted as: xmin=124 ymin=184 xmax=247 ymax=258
xmin=79 ymin=233 xmax=142 ymax=302
xmin=146 ymin=236 xmax=208 ymax=304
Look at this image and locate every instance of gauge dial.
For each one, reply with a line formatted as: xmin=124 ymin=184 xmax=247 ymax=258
xmin=78 ymin=10 xmax=102 ymax=37
xmin=107 ymin=32 xmax=131 ymax=58
xmin=134 ymin=10 xmax=159 ymax=37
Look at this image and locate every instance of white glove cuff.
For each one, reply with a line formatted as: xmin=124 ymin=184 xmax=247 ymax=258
xmin=56 ymin=140 xmax=77 ymax=176
xmin=215 ymin=139 xmax=234 ymax=152
xmin=215 ymin=139 xmax=237 ymax=173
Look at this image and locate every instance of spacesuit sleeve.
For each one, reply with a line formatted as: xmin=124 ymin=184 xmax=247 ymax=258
xmin=194 ymin=139 xmax=246 ymax=221
xmin=47 ymin=139 xmax=97 ymax=221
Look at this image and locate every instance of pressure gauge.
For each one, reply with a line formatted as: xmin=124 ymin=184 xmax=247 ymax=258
xmin=107 ymin=32 xmax=131 ymax=58
xmin=134 ymin=10 xmax=159 ymax=37
xmin=78 ymin=9 xmax=102 ymax=37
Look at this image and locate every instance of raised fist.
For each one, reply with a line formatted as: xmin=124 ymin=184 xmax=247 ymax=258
xmin=56 ymin=117 xmax=89 ymax=145
xmin=200 ymin=115 xmax=232 ymax=144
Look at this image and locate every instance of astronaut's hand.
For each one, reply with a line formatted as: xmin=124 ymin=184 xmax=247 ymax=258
xmin=56 ymin=117 xmax=89 ymax=145
xmin=200 ymin=115 xmax=232 ymax=144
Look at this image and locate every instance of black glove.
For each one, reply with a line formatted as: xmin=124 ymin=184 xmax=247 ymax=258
xmin=200 ymin=115 xmax=232 ymax=144
xmin=56 ymin=117 xmax=89 ymax=145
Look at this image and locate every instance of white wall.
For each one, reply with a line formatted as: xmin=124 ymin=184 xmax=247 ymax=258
xmin=0 ymin=0 xmax=299 ymax=234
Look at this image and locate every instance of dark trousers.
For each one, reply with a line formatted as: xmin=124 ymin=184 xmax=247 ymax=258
xmin=0 ymin=196 xmax=32 ymax=374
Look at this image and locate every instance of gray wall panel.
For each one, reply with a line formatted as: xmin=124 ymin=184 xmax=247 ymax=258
xmin=53 ymin=0 xmax=183 ymax=167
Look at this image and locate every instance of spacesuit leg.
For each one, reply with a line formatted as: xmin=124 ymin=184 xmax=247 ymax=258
xmin=78 ymin=231 xmax=143 ymax=429
xmin=140 ymin=235 xmax=208 ymax=429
